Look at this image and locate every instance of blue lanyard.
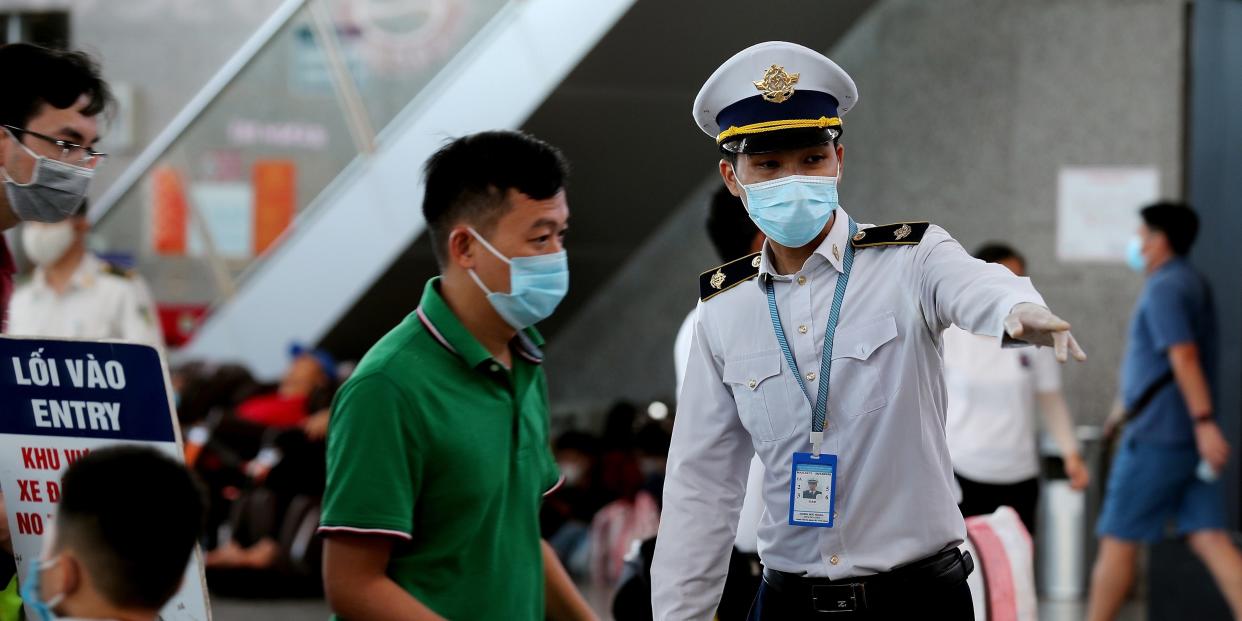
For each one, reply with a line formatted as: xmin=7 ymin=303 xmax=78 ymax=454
xmin=765 ymin=218 xmax=857 ymax=456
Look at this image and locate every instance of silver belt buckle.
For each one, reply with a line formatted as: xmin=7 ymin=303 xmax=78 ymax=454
xmin=811 ymin=583 xmax=866 ymax=613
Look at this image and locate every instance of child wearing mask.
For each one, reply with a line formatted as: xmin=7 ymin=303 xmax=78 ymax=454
xmin=22 ymin=446 xmax=205 ymax=621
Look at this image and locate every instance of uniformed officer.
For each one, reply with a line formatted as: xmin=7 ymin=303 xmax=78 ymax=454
xmin=650 ymin=42 xmax=1086 ymax=620
xmin=801 ymin=480 xmax=822 ymax=500
xmin=7 ymin=202 xmax=163 ymax=349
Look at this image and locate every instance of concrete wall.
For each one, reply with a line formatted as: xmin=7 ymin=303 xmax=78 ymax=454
xmin=545 ymin=0 xmax=1187 ymax=428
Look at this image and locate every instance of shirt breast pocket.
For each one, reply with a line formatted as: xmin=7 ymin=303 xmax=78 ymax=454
xmin=831 ymin=312 xmax=899 ymax=418
xmin=722 ymin=351 xmax=797 ymax=442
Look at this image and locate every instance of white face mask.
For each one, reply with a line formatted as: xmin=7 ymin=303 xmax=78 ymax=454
xmin=21 ymin=221 xmax=76 ymax=267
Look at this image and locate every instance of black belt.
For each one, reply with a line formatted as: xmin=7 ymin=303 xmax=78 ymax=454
xmin=761 ymin=548 xmax=974 ymax=614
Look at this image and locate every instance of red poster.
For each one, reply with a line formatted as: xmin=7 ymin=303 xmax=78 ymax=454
xmin=252 ymin=160 xmax=296 ymax=256
xmin=151 ymin=166 xmax=188 ymax=256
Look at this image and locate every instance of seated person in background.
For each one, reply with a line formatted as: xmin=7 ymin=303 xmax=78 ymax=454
xmin=7 ymin=201 xmax=164 ymax=350
xmin=192 ymin=344 xmax=337 ymax=517
xmin=172 ymin=361 xmax=262 ymax=430
xmin=234 ymin=343 xmax=336 ymax=428
xmin=199 ymin=347 xmax=343 ymax=594
xmin=22 ymin=446 xmax=204 ymax=621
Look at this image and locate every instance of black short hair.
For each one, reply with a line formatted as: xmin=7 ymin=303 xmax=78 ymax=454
xmin=705 ymin=185 xmax=760 ymax=262
xmin=57 ymin=446 xmax=205 ymax=611
xmin=1140 ymin=201 xmax=1199 ymax=255
xmin=422 ymin=130 xmax=569 ymax=266
xmin=719 ymin=133 xmax=841 ymax=167
xmin=973 ymin=242 xmax=1025 ymax=268
xmin=0 ymin=43 xmax=113 ymax=129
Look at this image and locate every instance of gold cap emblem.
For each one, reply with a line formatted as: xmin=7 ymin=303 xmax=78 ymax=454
xmin=852 ymin=230 xmax=867 ymax=242
xmin=751 ymin=255 xmax=762 ymax=268
xmin=709 ymin=269 xmax=726 ymax=290
xmin=894 ymin=224 xmax=912 ymax=241
xmin=753 ymin=64 xmax=800 ymax=104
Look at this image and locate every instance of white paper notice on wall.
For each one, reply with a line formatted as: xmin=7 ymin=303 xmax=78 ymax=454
xmin=1057 ymin=167 xmax=1160 ymax=262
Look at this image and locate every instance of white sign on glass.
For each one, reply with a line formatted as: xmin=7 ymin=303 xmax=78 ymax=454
xmin=1056 ymin=167 xmax=1160 ymax=262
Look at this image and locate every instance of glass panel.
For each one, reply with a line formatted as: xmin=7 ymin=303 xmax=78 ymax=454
xmin=93 ymin=0 xmax=512 ymax=326
xmin=94 ymin=2 xmax=356 ymax=308
xmin=320 ymin=0 xmax=510 ymax=133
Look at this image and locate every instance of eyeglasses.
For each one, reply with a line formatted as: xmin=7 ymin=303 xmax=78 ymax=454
xmin=2 ymin=125 xmax=107 ymax=168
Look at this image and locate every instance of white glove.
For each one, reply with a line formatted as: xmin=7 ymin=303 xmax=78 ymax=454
xmin=1003 ymin=302 xmax=1087 ymax=363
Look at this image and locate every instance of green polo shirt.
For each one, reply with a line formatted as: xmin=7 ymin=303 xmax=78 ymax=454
xmin=320 ymin=277 xmax=560 ymax=620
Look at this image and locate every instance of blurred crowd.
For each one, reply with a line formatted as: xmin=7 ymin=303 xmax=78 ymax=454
xmin=171 ymin=344 xmax=345 ymax=598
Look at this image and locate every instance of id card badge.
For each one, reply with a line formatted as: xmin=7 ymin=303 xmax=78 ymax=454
xmin=789 ymin=452 xmax=837 ymax=528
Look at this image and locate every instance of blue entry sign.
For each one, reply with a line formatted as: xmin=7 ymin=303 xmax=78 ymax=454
xmin=0 ymin=336 xmax=211 ymax=621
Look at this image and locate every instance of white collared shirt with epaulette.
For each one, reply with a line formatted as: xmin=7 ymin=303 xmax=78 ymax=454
xmin=652 ymin=208 xmax=1046 ymax=621
xmin=6 ymin=253 xmax=165 ymax=350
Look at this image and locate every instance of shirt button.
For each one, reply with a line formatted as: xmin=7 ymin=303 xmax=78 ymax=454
xmin=798 ymin=325 xmax=809 ymax=334
xmin=830 ymin=554 xmax=840 ymax=565
xmin=806 ymin=371 xmax=817 ymax=382
xmin=797 ymin=276 xmax=808 ymax=285
xmin=489 ymin=364 xmax=500 ymax=372
xmin=748 ymin=379 xmax=758 ymax=389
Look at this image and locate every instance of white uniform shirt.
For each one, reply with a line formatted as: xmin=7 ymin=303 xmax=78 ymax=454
xmin=651 ymin=210 xmax=1045 ymax=620
xmin=676 ymin=307 xmax=765 ymax=554
xmin=6 ymin=253 xmax=165 ymax=349
xmin=943 ymin=326 xmax=1061 ymax=484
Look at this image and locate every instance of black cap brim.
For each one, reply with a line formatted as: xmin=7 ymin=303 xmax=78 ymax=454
xmin=720 ymin=126 xmax=840 ymax=155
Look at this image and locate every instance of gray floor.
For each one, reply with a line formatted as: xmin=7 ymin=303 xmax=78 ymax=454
xmin=211 ymin=597 xmax=330 ymax=620
xmin=1040 ymin=598 xmax=1144 ymax=621
xmin=210 ymin=596 xmax=1144 ymax=620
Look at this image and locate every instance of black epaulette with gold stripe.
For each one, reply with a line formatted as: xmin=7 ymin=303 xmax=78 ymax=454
xmin=102 ymin=262 xmax=134 ymax=279
xmin=699 ymin=252 xmax=761 ymax=302
xmin=850 ymin=222 xmax=930 ymax=248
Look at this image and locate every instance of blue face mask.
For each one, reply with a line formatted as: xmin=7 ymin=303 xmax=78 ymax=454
xmin=1126 ymin=236 xmax=1147 ymax=273
xmin=466 ymin=228 xmax=569 ymax=330
xmin=735 ymin=167 xmax=840 ymax=248
xmin=20 ymin=556 xmax=63 ymax=621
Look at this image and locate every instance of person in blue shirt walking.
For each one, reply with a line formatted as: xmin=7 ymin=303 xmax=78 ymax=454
xmin=1087 ymin=202 xmax=1242 ymax=621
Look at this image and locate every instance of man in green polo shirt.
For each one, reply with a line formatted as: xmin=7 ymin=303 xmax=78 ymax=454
xmin=320 ymin=130 xmax=596 ymax=621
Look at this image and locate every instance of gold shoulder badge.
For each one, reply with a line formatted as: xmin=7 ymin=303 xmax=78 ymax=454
xmin=700 ymin=252 xmax=762 ymax=302
xmin=852 ymin=230 xmax=866 ymax=242
xmin=754 ymin=64 xmax=799 ymax=104
xmin=894 ymin=224 xmax=912 ymax=240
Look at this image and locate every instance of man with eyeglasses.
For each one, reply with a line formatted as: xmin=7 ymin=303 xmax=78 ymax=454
xmin=0 ymin=42 xmax=112 ymax=332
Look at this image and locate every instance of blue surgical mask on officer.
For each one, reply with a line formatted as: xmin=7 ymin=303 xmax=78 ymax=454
xmin=465 ymin=227 xmax=569 ymax=330
xmin=1126 ymin=235 xmax=1147 ymax=273
xmin=733 ymin=163 xmax=841 ymax=248
xmin=21 ymin=555 xmax=65 ymax=621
